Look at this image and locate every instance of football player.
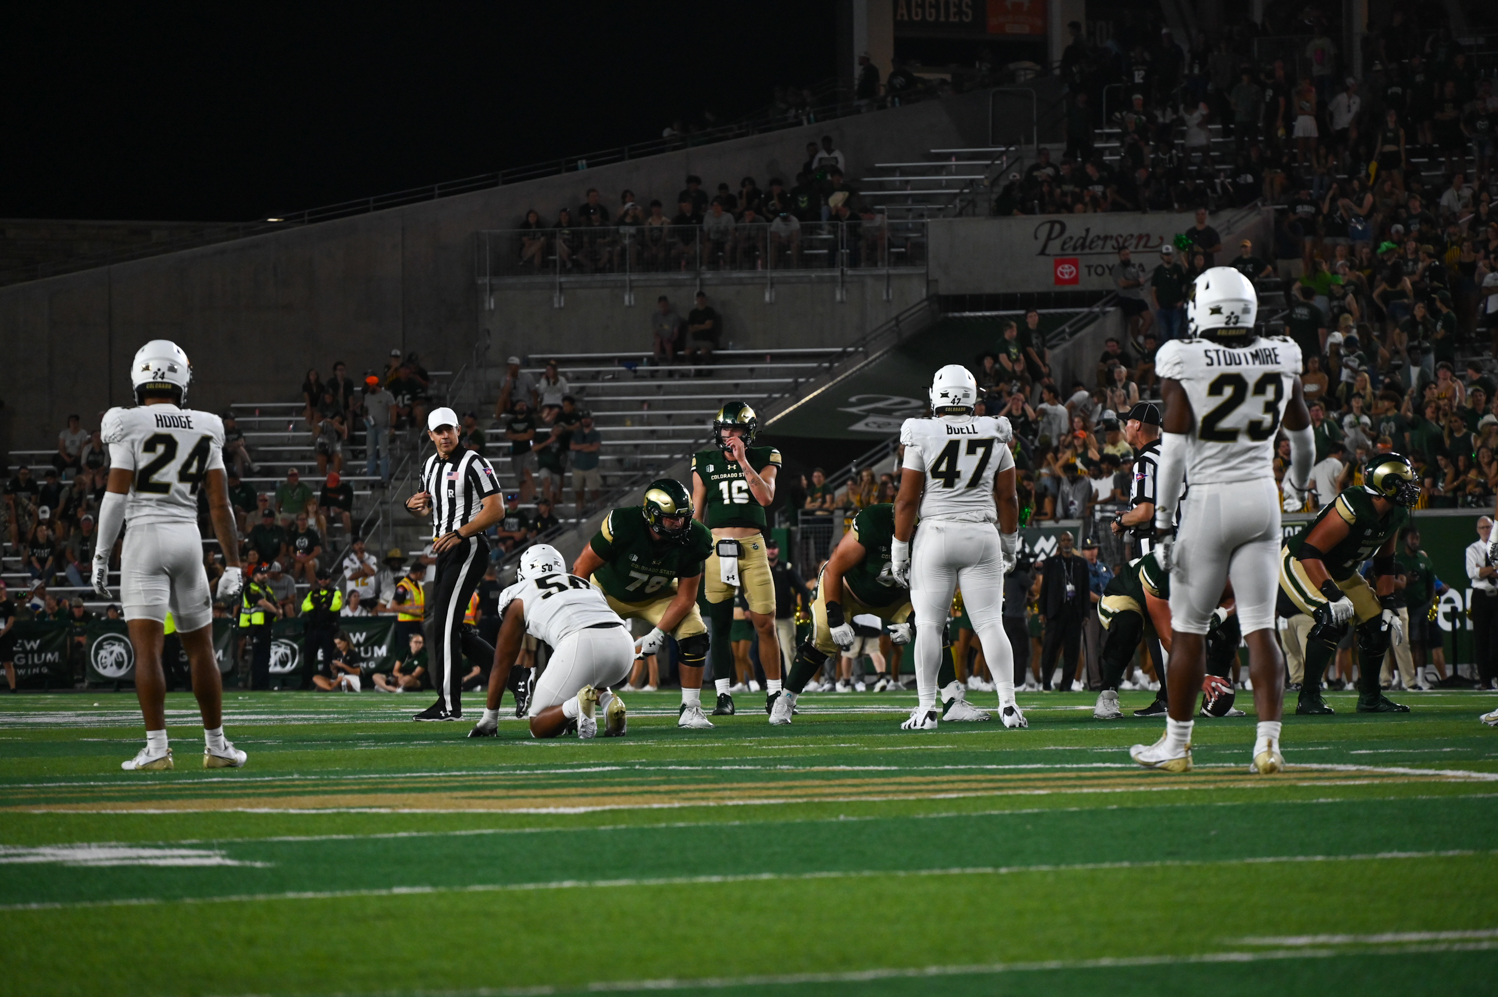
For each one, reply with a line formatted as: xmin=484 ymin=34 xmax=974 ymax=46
xmin=468 ymin=544 xmax=632 ymax=739
xmin=1278 ymin=453 xmax=1418 ymax=715
xmin=772 ymin=501 xmax=988 ymax=724
xmin=93 ymin=340 xmax=247 ymax=771
xmin=691 ymin=402 xmax=783 ymax=718
xmin=571 ymin=479 xmax=717 ymax=729
xmin=893 ymin=365 xmax=1026 ymax=730
xmin=1138 ymin=268 xmax=1313 ymax=774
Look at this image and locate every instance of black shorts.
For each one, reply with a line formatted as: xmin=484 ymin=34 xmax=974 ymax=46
xmin=0 ymin=632 xmax=14 ymax=662
xmin=1405 ymin=601 xmax=1433 ymax=645
xmin=1119 ymin=298 xmax=1148 ymax=317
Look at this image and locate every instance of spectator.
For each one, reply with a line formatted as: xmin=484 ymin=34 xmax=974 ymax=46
xmin=459 ymin=412 xmax=486 ymax=454
xmin=684 ymin=291 xmax=721 ymax=366
xmin=1036 ymin=385 xmax=1069 ymax=446
xmin=997 ymin=321 xmax=1028 ymax=388
xmin=769 ymin=204 xmax=802 ymax=267
xmin=318 ymin=471 xmax=354 ymax=537
xmin=266 ymin=560 xmax=298 ymax=618
xmin=312 ymin=410 xmax=346 ymax=476
xmin=54 ymin=415 xmax=88 ymax=477
xmin=342 ymin=590 xmax=371 ymax=618
xmin=532 ymin=406 xmax=566 ymax=505
xmin=386 ymin=633 xmax=428 ymax=692
xmin=670 ymin=198 xmax=703 ymax=268
xmin=651 ymin=296 xmax=683 ymax=364
xmin=1064 ymin=91 xmax=1094 ymax=163
xmin=327 ymin=361 xmax=356 ymax=419
xmin=1114 ymin=248 xmax=1152 ymax=343
xmin=1229 ymin=69 xmax=1263 ymax=150
xmin=703 ymin=200 xmax=736 ymax=268
xmin=363 ymin=375 xmax=395 ymax=485
xmin=287 ymin=511 xmax=323 ymax=585
xmin=495 ymin=492 xmax=529 ymax=552
xmin=300 ymin=368 xmax=325 ymax=426
xmin=789 ymin=171 xmax=822 ymax=225
xmin=812 ymin=135 xmax=846 ymax=174
xmin=537 ymin=360 xmax=569 ymax=411
xmin=1149 ymin=245 xmax=1188 ymax=341
xmin=504 ymin=399 xmax=539 ymax=502
xmin=495 ymin=356 xmax=538 ymax=417
xmin=569 ymin=410 xmax=603 ymax=513
xmin=274 ymin=468 xmax=314 ymax=526
xmin=246 ymin=508 xmax=287 ymax=566
xmin=1291 ymin=77 xmax=1319 ymax=165
xmin=341 ymin=535 xmax=379 ymax=601
xmin=804 ymin=468 xmax=835 ymax=514
xmin=1183 ymin=208 xmax=1222 ymax=266
xmin=216 ymin=412 xmax=256 ymax=478
xmin=677 ymin=175 xmax=709 ymax=215
xmin=1020 ymin=308 xmax=1050 ymax=383
xmin=62 ymin=514 xmax=97 ymax=588
xmin=531 ymin=498 xmax=560 ymax=535
xmin=518 ymin=209 xmax=548 ymax=270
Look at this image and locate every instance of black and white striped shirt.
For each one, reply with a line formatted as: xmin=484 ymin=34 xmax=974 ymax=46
xmin=420 ymin=449 xmax=501 ymax=538
xmin=1131 ymin=438 xmax=1161 ymax=550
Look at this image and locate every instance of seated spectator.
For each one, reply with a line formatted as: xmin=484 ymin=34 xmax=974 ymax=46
xmin=459 ymin=412 xmax=486 ymax=454
xmin=641 ymin=200 xmax=671 ymax=270
xmin=313 ymin=411 xmax=346 ymax=476
xmin=287 ymin=512 xmax=323 ymax=585
xmin=382 ymin=633 xmax=428 ymax=692
xmin=531 ymin=498 xmax=560 ymax=535
xmin=769 ymin=205 xmax=802 ymax=267
xmin=804 ymin=468 xmax=835 ymax=514
xmin=246 ymin=508 xmax=288 ymax=566
xmin=318 ymin=471 xmax=354 ymax=537
xmin=495 ymin=355 xmax=538 ymax=416
xmin=671 ymin=199 xmax=703 ymax=268
xmin=703 ymin=201 xmax=736 ymax=268
xmin=54 ymin=415 xmax=88 ymax=478
xmin=275 ymin=468 xmax=315 ymax=525
xmin=25 ymin=522 xmax=59 ymax=584
xmin=266 ymin=560 xmax=298 ymax=617
xmin=537 ymin=361 xmax=569 ymax=411
xmin=684 ymin=291 xmax=721 ymax=366
xmin=63 ymin=514 xmax=97 ymax=589
xmin=495 ymin=492 xmax=529 ymax=552
xmin=518 ymin=209 xmax=549 ymax=270
xmin=342 ymin=589 xmax=371 ymax=617
xmin=341 ymin=536 xmax=380 ymax=603
xmin=220 ymin=413 xmax=257 ymax=477
xmin=651 ymin=295 xmax=684 ymax=364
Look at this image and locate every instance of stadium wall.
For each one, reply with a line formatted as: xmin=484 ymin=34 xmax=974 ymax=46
xmin=0 ymin=90 xmax=996 ymax=453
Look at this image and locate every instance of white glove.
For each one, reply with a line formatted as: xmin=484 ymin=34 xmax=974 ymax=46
xmin=635 ymin=627 xmax=668 ymax=655
xmin=1000 ymin=551 xmax=1018 ymax=575
xmin=1154 ymin=532 xmax=1175 ymax=575
xmin=1210 ymin=606 xmax=1230 ymax=630
xmin=217 ymin=566 xmax=243 ymax=602
xmin=1324 ymin=594 xmax=1355 ymax=624
xmin=1281 ymin=481 xmax=1304 ymax=512
xmin=91 ymin=556 xmax=112 ymax=600
xmin=886 ymin=622 xmax=913 ymax=645
xmin=830 ymin=622 xmax=856 ymax=649
xmin=1381 ymin=608 xmax=1405 ymax=647
xmin=891 ymin=538 xmax=911 ymax=587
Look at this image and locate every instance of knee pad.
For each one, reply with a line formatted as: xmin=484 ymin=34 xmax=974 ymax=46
xmin=1307 ymin=605 xmax=1349 ymax=650
xmin=678 ymin=632 xmax=710 ymax=664
xmin=1356 ymin=616 xmax=1391 ymax=659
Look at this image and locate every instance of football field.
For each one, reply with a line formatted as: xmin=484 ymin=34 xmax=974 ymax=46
xmin=2 ymin=689 xmax=1497 ymax=996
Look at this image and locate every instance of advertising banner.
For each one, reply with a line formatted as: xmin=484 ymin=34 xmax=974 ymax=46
xmin=9 ymin=623 xmax=71 ymax=687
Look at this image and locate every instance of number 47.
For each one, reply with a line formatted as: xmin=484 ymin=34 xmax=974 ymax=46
xmin=929 ymin=438 xmax=994 ymax=490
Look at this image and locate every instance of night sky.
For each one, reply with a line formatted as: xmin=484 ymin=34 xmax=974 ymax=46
xmin=2 ymin=4 xmax=837 ymax=222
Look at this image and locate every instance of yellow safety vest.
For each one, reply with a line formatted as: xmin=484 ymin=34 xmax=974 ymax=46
xmin=239 ymin=582 xmax=269 ymax=628
xmin=395 ymin=577 xmax=425 ymax=622
xmin=164 ymin=612 xmax=176 ymax=636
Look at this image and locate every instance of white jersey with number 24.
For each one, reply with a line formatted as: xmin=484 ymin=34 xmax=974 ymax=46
xmin=900 ymin=415 xmax=1015 ymax=523
xmin=101 ymin=404 xmax=226 ymax=527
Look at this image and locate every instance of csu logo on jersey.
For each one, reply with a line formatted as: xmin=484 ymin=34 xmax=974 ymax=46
xmin=90 ymin=633 xmax=135 ymax=679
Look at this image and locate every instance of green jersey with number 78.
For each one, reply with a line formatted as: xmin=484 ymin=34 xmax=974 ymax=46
xmin=587 ymin=506 xmax=715 ymax=603
xmin=692 ymin=445 xmax=782 ymax=531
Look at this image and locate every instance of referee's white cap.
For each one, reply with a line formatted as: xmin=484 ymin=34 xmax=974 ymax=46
xmin=427 ymin=406 xmax=459 ymax=431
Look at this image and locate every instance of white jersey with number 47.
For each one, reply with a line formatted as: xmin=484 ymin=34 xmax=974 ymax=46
xmin=101 ymin=404 xmax=226 ymax=527
xmin=497 ymin=572 xmax=623 ymax=648
xmin=899 ymin=415 xmax=1016 ymax=523
xmin=1154 ymin=335 xmax=1302 ymax=485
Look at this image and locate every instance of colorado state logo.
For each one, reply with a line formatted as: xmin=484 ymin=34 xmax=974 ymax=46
xmin=91 ymin=633 xmax=135 ymax=679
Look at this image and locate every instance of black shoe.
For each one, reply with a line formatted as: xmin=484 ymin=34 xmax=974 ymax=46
xmin=1133 ymin=698 xmax=1169 ymax=717
xmin=712 ymin=692 xmax=736 ymax=716
xmin=1356 ymin=693 xmax=1411 ymax=713
xmin=413 ymin=702 xmax=459 ymax=722
xmin=1295 ymin=691 xmax=1335 ymax=715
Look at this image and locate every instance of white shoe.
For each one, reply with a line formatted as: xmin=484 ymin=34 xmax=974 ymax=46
xmin=872 ymin=677 xmax=892 ymax=693
xmin=834 ymin=681 xmax=851 ymax=693
xmin=1481 ymin=707 xmax=1498 ymax=727
xmin=375 ymin=683 xmax=396 ymax=693
xmin=1022 ymin=679 xmax=1040 ymax=692
xmin=942 ymin=697 xmax=991 ymax=721
xmin=975 ymin=677 xmax=995 ymax=693
xmin=642 ymin=684 xmax=658 ymax=692
xmin=603 ymin=694 xmax=627 ymax=737
xmin=1119 ymin=678 xmax=1135 ymax=691
xmin=575 ymin=686 xmax=599 ymax=739
xmin=748 ymin=680 xmax=761 ymax=693
xmin=122 ymin=745 xmax=173 ymax=771
xmin=1093 ymin=689 xmax=1123 ymax=720
xmin=1250 ymin=743 xmax=1284 ymax=774
xmin=678 ymin=704 xmax=714 ymax=729
xmin=1000 ymin=704 xmax=1028 ymax=729
xmin=203 ymin=739 xmax=247 ymax=769
xmin=769 ymin=691 xmax=795 ymax=725
xmin=729 ymin=682 xmax=748 ymax=694
xmin=1243 ymin=677 xmax=1254 ymax=691
xmin=900 ymin=706 xmax=939 ymax=730
xmin=1130 ymin=735 xmax=1192 ymax=772
xmin=854 ymin=681 xmax=867 ymax=692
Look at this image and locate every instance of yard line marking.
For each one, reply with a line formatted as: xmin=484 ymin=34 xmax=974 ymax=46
xmin=1232 ymin=929 xmax=1498 ymax=946
xmin=0 ymin=845 xmax=268 ymax=868
xmin=1 ymin=849 xmax=1487 ymax=912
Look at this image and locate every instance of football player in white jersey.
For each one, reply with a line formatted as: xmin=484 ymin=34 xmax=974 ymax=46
xmin=1132 ymin=268 xmax=1314 ymax=775
xmin=93 ymin=340 xmax=247 ymax=771
xmin=467 ymin=544 xmax=633 ymax=739
xmin=893 ymin=365 xmax=1026 ymax=730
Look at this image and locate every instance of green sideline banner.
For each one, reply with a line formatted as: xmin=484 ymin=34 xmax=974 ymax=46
xmin=8 ymin=623 xmax=70 ymax=687
xmin=261 ymin=617 xmax=399 ymax=678
xmin=86 ymin=619 xmax=238 ymax=684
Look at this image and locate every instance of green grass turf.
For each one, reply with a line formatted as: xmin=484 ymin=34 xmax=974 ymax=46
xmin=1 ymin=688 xmax=1497 ymax=996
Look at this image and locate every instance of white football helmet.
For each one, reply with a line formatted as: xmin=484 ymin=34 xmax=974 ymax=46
xmin=1187 ymin=267 xmax=1258 ymax=342
xmin=517 ymin=543 xmax=567 ymax=582
xmin=130 ymin=339 xmax=193 ymax=404
xmin=929 ymin=364 xmax=977 ymax=416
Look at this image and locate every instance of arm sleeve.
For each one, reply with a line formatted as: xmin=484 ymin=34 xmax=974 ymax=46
xmin=1287 ymin=423 xmax=1315 ymax=491
xmin=1152 ymin=431 xmax=1188 ymax=532
xmin=95 ymin=490 xmax=126 ymax=561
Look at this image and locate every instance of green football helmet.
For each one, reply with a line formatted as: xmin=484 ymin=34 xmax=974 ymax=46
xmin=1363 ymin=453 xmax=1420 ymax=506
xmin=642 ymin=478 xmax=694 ymax=540
xmin=713 ymin=401 xmax=759 ymax=451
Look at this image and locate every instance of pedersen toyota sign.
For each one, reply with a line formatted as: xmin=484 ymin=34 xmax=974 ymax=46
xmin=927 ymin=208 xmax=1272 ymax=294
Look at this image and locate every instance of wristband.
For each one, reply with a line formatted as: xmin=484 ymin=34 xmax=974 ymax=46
xmin=1379 ymin=595 xmax=1398 ymax=611
xmin=825 ymin=601 xmax=845 ymax=629
xmin=1319 ymin=579 xmax=1345 ymax=603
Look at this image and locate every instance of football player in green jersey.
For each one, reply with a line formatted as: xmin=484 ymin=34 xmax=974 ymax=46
xmin=691 ymin=401 xmax=784 ymax=719
xmin=1277 ymin=453 xmax=1418 ymax=715
xmin=571 ymin=479 xmax=719 ymax=729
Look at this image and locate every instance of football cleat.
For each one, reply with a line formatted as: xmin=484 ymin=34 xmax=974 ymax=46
xmin=121 ymin=746 xmax=173 ymax=771
xmin=1130 ymin=735 xmax=1192 ymax=773
xmin=1250 ymin=746 xmax=1285 ymax=774
xmin=1296 ymin=691 xmax=1336 ymax=715
xmin=1480 ymin=706 xmax=1498 ymax=727
xmin=900 ymin=706 xmax=939 ymax=731
xmin=1133 ymin=698 xmax=1169 ymax=718
xmin=1093 ymin=689 xmax=1124 ymax=720
xmin=678 ymin=704 xmax=715 ymax=729
xmin=712 ymin=692 xmax=736 ymax=716
xmin=511 ymin=670 xmax=532 ymax=718
xmin=1000 ymin=704 xmax=1028 ymax=729
xmin=203 ymin=740 xmax=247 ymax=769
xmin=576 ymin=685 xmax=599 ymax=739
xmin=942 ymin=696 xmax=991 ymax=721
xmin=729 ymin=682 xmax=748 ymax=694
xmin=1357 ymin=694 xmax=1411 ymax=713
xmin=768 ymin=691 xmax=795 ymax=725
xmin=872 ymin=677 xmax=893 ymax=693
xmin=603 ymin=694 xmax=627 ymax=737
xmin=467 ymin=717 xmax=499 ymax=738
xmin=413 ymin=702 xmax=459 ymax=722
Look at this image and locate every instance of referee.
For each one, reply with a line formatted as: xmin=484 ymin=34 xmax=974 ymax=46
xmin=405 ymin=407 xmax=504 ymax=721
xmin=1111 ymin=401 xmax=1169 ymax=716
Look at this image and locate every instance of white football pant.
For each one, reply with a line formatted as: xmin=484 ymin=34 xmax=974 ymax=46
xmin=1170 ymin=478 xmax=1280 ymax=636
xmin=527 ymin=625 xmax=636 ymax=717
xmin=909 ymin=520 xmax=1014 ymax=710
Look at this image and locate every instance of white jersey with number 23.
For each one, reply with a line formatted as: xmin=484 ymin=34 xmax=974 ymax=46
xmin=899 ymin=415 xmax=1015 ymax=523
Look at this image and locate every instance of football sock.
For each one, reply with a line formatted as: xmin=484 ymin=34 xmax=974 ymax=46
xmin=1358 ymin=650 xmax=1386 ymax=699
xmin=766 ymin=678 xmax=782 ymax=693
xmin=1254 ymin=720 xmax=1282 ymax=759
xmin=704 ymin=597 xmax=735 ymax=688
xmin=146 ymin=729 xmax=168 ymax=754
xmin=681 ymin=687 xmax=702 ymax=707
xmin=562 ymin=696 xmax=581 ymax=720
xmin=937 ymin=647 xmax=957 ymax=688
xmin=941 ymin=680 xmax=963 ymax=703
xmin=1165 ymin=718 xmax=1193 ymax=754
xmin=1302 ymin=639 xmax=1332 ymax=694
xmin=715 ymin=678 xmax=731 ymax=695
xmin=204 ymin=727 xmax=225 ymax=752
xmin=916 ymin=635 xmax=941 ymax=713
xmin=481 ymin=708 xmax=499 ymax=726
xmin=786 ymin=646 xmax=827 ymax=695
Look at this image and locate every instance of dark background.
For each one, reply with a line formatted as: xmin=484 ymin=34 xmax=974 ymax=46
xmin=1 ymin=3 xmax=837 ymax=222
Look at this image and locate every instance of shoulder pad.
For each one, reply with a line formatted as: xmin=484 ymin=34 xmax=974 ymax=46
xmin=195 ymin=410 xmax=226 ymax=447
xmin=1154 ymin=340 xmax=1187 ymax=381
xmin=497 ymin=581 xmax=527 ymax=617
xmin=762 ymin=447 xmax=782 ymax=466
xmin=898 ymin=418 xmax=924 ymax=447
xmin=986 ymin=416 xmax=1014 ymax=442
xmin=100 ymin=407 xmax=130 ymax=445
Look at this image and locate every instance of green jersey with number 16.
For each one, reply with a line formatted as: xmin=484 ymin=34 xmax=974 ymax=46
xmin=692 ymin=445 xmax=782 ymax=531
xmin=588 ymin=506 xmax=715 ymax=604
xmin=1153 ymin=335 xmax=1301 ymax=484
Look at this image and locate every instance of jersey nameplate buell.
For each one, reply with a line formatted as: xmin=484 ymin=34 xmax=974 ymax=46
xmin=497 ymin=572 xmax=622 ymax=647
xmin=101 ymin=404 xmax=226 ymax=525
xmin=588 ymin=508 xmax=715 ymax=603
xmin=692 ymin=445 xmax=782 ymax=531
xmin=1154 ymin=335 xmax=1301 ymax=484
xmin=899 ymin=415 xmax=1015 ymax=523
